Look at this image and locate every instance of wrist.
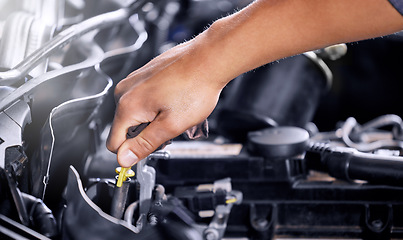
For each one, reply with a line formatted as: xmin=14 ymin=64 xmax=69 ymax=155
xmin=189 ymin=19 xmax=243 ymax=90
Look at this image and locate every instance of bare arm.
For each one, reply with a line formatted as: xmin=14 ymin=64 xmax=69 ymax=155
xmin=107 ymin=0 xmax=403 ymax=167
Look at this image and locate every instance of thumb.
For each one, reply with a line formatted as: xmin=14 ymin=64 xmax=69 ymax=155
xmin=116 ymin=121 xmax=176 ymax=167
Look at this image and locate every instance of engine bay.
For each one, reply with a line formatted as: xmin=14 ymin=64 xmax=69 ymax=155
xmin=2 ymin=0 xmax=403 ymax=239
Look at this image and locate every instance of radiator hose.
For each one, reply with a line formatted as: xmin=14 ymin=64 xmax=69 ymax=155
xmin=307 ymin=142 xmax=403 ymax=186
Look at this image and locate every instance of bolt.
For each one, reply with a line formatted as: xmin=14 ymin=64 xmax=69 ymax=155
xmin=255 ymin=218 xmax=268 ymax=229
xmin=148 ymin=213 xmax=158 ymax=226
xmin=204 ymin=229 xmax=219 ymax=240
xmin=251 ymin=218 xmax=269 ymax=231
xmin=371 ymin=219 xmax=383 ymax=230
xmin=205 ymin=232 xmax=216 ymax=240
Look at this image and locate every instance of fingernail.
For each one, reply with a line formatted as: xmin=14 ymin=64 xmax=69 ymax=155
xmin=119 ymin=149 xmax=138 ymax=167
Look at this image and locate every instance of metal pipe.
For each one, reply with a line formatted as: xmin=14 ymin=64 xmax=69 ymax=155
xmin=0 ymin=0 xmax=148 ymax=86
xmin=0 ymin=8 xmax=129 ymax=85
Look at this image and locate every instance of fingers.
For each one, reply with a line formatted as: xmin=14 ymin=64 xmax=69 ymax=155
xmin=106 ymin=105 xmax=141 ymax=153
xmin=106 ymin=90 xmax=156 ymax=153
xmin=106 ymin=116 xmax=130 ymax=153
xmin=116 ymin=119 xmax=180 ymax=167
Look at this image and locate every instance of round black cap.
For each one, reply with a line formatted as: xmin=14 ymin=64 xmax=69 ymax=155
xmin=247 ymin=126 xmax=309 ymax=158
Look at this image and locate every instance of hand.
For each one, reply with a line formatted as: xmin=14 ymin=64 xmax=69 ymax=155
xmin=106 ymin=38 xmax=224 ymax=167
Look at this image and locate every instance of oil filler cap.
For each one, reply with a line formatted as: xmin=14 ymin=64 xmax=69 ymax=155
xmin=247 ymin=126 xmax=309 ymax=158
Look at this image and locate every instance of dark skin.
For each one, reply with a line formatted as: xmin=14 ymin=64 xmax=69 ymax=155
xmin=107 ymin=0 xmax=403 ymax=167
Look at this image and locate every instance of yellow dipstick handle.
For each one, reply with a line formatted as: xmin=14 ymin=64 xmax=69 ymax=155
xmin=225 ymin=198 xmax=237 ymax=204
xmin=115 ymin=167 xmax=135 ymax=187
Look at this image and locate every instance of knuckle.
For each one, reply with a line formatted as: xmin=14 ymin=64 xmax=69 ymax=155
xmin=106 ymin=133 xmax=121 ymax=153
xmin=106 ymin=141 xmax=117 ymax=153
xmin=114 ymin=81 xmax=127 ymax=101
xmin=114 ymin=82 xmax=123 ymax=99
xmin=116 ymin=94 xmax=132 ymax=111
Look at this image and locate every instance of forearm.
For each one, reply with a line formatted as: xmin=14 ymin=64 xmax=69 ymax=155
xmin=196 ymin=0 xmax=403 ymax=87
